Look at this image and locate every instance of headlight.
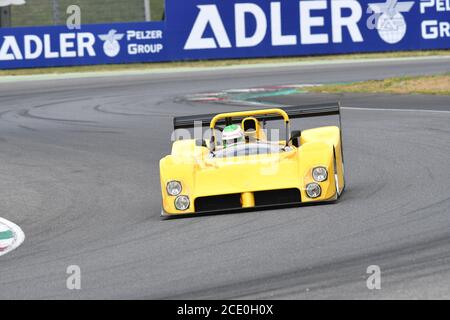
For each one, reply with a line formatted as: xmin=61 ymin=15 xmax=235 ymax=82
xmin=166 ymin=181 xmax=182 ymax=196
xmin=312 ymin=167 xmax=328 ymax=182
xmin=306 ymin=183 xmax=321 ymax=198
xmin=174 ymin=196 xmax=190 ymax=211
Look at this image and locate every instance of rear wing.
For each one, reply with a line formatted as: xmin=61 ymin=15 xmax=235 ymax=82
xmin=173 ymin=102 xmax=341 ymax=129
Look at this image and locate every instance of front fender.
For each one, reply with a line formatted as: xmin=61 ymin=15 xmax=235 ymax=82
xmin=160 ymin=156 xmax=196 ymax=214
xmin=298 ymin=141 xmax=336 ymax=202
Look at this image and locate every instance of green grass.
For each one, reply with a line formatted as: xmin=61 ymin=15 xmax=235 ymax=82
xmin=1 ymin=50 xmax=449 ymax=77
xmin=150 ymin=0 xmax=165 ymax=21
xmin=11 ymin=0 xmax=165 ymax=27
xmin=308 ymin=73 xmax=450 ymax=96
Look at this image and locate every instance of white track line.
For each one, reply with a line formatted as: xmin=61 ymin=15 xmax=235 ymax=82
xmin=342 ymin=107 xmax=450 ymax=114
xmin=0 ymin=218 xmax=25 ymax=257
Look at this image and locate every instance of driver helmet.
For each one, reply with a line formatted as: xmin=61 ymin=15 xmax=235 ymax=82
xmin=222 ymin=124 xmax=244 ymax=148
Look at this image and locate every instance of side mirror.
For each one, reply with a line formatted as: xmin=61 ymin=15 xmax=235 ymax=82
xmin=289 ymin=130 xmax=301 ymax=147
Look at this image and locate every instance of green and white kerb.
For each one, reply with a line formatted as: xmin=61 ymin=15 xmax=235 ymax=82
xmin=222 ymin=124 xmax=244 ymax=148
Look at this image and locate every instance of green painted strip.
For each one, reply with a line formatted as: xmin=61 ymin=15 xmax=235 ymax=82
xmin=234 ymin=88 xmax=299 ymax=101
xmin=0 ymin=230 xmax=14 ymax=240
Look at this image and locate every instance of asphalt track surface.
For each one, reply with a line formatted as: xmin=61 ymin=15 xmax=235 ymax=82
xmin=1 ymin=57 xmax=450 ymax=299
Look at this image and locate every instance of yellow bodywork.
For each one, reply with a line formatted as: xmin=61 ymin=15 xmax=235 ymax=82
xmin=160 ymin=109 xmax=345 ymax=216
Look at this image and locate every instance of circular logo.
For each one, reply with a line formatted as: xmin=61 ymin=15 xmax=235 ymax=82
xmin=103 ymin=41 xmax=121 ymax=58
xmin=377 ymin=12 xmax=407 ymax=44
xmin=99 ymin=30 xmax=124 ymax=58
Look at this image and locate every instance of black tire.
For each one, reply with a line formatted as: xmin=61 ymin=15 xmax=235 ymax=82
xmin=333 ymin=148 xmax=341 ymax=200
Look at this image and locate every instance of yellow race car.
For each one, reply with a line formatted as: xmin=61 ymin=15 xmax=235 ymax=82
xmin=160 ymin=103 xmax=345 ymax=217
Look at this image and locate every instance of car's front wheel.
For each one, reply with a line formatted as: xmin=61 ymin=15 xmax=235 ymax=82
xmin=333 ymin=150 xmax=341 ymax=200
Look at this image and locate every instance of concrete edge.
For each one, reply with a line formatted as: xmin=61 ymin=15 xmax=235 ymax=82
xmin=0 ymin=55 xmax=449 ymax=84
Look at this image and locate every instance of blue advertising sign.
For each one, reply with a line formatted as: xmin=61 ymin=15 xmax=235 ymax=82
xmin=0 ymin=22 xmax=166 ymax=69
xmin=166 ymin=0 xmax=450 ymax=60
xmin=0 ymin=0 xmax=449 ymax=69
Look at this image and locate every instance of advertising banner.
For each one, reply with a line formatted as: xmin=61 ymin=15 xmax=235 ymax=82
xmin=167 ymin=0 xmax=450 ymax=59
xmin=0 ymin=22 xmax=165 ymax=69
xmin=0 ymin=0 xmax=449 ymax=69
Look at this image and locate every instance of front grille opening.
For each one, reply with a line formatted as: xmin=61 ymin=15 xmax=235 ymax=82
xmin=254 ymin=188 xmax=301 ymax=206
xmin=194 ymin=188 xmax=301 ymax=212
xmin=195 ymin=193 xmax=242 ymax=212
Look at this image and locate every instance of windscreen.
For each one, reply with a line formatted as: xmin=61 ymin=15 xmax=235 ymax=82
xmin=212 ymin=142 xmax=284 ymax=158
